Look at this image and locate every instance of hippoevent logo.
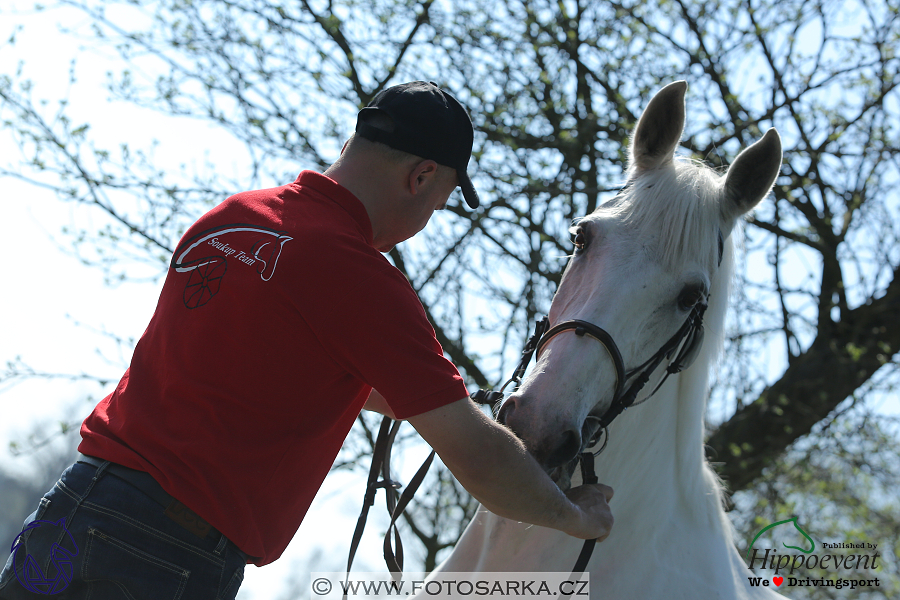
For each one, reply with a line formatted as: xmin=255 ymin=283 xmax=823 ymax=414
xmin=745 ymin=516 xmax=882 ymax=592
xmin=10 ymin=517 xmax=78 ymax=594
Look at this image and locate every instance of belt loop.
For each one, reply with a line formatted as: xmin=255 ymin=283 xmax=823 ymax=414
xmin=213 ymin=531 xmax=228 ymax=555
xmin=65 ymin=459 xmax=110 ymax=529
xmin=91 ymin=460 xmax=110 ymax=483
xmin=78 ymin=459 xmax=110 ymax=504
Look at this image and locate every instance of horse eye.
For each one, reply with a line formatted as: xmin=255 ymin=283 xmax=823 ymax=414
xmin=573 ymin=229 xmax=587 ymax=254
xmin=678 ymin=287 xmax=705 ymax=311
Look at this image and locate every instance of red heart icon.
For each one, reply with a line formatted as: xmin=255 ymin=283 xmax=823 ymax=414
xmin=773 ymin=577 xmax=784 ymax=586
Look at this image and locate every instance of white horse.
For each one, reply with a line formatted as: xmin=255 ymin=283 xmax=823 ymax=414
xmin=433 ymin=82 xmax=785 ymax=599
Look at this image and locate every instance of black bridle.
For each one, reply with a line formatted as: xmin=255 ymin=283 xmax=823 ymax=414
xmin=473 ymin=298 xmax=708 ymax=440
xmin=537 ymin=300 xmax=708 ymax=435
xmin=479 ymin=227 xmax=724 ymax=446
xmin=471 ymin=300 xmax=709 ymax=583
xmin=469 ymin=233 xmax=722 ymax=583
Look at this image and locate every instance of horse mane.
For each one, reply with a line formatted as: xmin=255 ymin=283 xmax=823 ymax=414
xmin=675 ymin=236 xmax=735 ymax=525
xmin=606 ymin=158 xmax=726 ymax=272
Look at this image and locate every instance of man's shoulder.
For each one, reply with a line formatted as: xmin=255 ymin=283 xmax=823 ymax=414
xmin=191 ymin=179 xmax=359 ymax=242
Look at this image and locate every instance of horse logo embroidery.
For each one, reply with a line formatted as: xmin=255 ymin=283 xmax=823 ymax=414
xmin=171 ymin=224 xmax=292 ymax=308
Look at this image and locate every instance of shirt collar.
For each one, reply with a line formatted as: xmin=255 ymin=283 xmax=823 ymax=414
xmin=294 ymin=170 xmax=374 ymax=246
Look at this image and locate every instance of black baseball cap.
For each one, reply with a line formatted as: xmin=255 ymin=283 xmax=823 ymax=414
xmin=356 ymin=81 xmax=480 ymax=209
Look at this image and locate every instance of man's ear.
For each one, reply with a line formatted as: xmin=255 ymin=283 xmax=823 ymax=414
xmin=408 ymin=159 xmax=439 ymax=194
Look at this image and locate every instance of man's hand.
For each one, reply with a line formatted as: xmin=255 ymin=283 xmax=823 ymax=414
xmin=408 ymin=397 xmax=614 ymax=541
xmin=564 ymin=484 xmax=614 ymax=541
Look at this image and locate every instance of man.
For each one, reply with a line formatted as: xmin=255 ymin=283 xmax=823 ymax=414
xmin=0 ymin=82 xmax=613 ymax=599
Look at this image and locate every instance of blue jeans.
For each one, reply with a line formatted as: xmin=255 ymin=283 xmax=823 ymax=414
xmin=0 ymin=460 xmax=246 ymax=599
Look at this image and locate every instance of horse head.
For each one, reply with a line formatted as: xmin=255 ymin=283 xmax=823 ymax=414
xmin=497 ymin=81 xmax=782 ymax=487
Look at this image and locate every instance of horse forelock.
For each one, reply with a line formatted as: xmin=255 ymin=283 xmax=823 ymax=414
xmin=604 ymin=158 xmax=725 ymax=272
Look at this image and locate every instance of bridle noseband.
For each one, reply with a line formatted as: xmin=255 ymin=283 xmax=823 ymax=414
xmin=474 ymin=298 xmax=709 ymax=451
xmin=535 ymin=320 xmax=627 ymax=406
xmin=535 ymin=299 xmax=708 ymax=443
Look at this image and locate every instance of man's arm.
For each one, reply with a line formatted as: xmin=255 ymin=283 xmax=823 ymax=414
xmin=407 ymin=397 xmax=613 ymax=541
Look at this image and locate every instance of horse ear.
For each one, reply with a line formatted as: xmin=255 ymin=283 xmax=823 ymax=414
xmin=629 ymin=81 xmax=687 ymax=172
xmin=721 ymin=128 xmax=782 ymax=219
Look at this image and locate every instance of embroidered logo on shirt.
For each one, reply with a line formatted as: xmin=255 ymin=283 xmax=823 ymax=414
xmin=171 ymin=223 xmax=292 ymax=308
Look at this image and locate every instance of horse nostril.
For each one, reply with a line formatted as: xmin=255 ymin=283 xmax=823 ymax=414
xmin=545 ymin=429 xmax=582 ymax=469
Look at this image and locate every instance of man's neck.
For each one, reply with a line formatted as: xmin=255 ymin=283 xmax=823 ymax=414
xmin=324 ymin=158 xmax=397 ymax=250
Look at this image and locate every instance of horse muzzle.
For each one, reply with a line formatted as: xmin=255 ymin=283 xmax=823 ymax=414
xmin=498 ymin=396 xmax=589 ymax=483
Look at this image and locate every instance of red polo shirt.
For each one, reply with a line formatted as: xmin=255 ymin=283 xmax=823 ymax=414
xmin=79 ymin=171 xmax=468 ymax=565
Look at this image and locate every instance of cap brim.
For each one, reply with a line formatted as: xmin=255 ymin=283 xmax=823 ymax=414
xmin=458 ymin=169 xmax=480 ymax=209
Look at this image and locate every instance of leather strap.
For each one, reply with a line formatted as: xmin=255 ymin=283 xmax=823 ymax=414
xmin=345 ymin=417 xmax=400 ymax=578
xmin=345 ymin=415 xmax=435 ymax=589
xmin=471 ymin=317 xmax=550 ymax=411
xmin=536 ymin=320 xmax=626 ymax=402
xmin=562 ymin=452 xmax=599 ymax=596
xmin=383 ymin=449 xmax=436 ymax=575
